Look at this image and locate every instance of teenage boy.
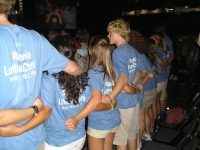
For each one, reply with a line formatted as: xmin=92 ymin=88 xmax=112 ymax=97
xmin=103 ymin=19 xmax=146 ymax=150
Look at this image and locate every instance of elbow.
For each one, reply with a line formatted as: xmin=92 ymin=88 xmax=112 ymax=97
xmin=44 ymin=107 xmax=52 ymax=120
xmin=46 ymin=109 xmax=52 ymax=119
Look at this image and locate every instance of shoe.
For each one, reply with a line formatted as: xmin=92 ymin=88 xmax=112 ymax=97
xmin=142 ymin=133 xmax=152 ymax=141
xmin=172 ymin=76 xmax=178 ymax=80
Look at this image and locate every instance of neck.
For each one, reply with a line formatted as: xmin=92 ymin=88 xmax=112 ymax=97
xmin=0 ymin=14 xmax=14 ymax=28
xmin=117 ymin=41 xmax=128 ymax=47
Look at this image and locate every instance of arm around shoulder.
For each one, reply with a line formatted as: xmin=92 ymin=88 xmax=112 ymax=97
xmin=63 ymin=60 xmax=83 ymax=76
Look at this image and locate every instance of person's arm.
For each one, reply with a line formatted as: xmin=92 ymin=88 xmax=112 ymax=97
xmin=101 ymin=74 xmax=128 ymax=103
xmin=123 ymin=84 xmax=140 ymax=94
xmin=75 ymin=53 xmax=87 ymax=64
xmin=0 ymin=106 xmax=52 ymax=137
xmin=65 ymin=88 xmax=117 ymax=130
xmin=64 ymin=13 xmax=75 ymax=25
xmin=156 ymin=55 xmax=164 ymax=67
xmin=57 ymin=14 xmax=62 ymax=24
xmin=65 ymin=89 xmax=102 ymax=130
xmin=45 ymin=13 xmax=51 ymax=23
xmin=141 ymin=73 xmax=150 ymax=86
xmin=0 ymin=97 xmax=43 ymax=127
xmin=94 ymin=98 xmax=117 ymax=111
xmin=161 ymin=52 xmax=174 ymax=72
xmin=63 ymin=60 xmax=83 ymax=76
xmin=131 ymin=72 xmax=141 ymax=85
xmin=141 ymin=69 xmax=147 ymax=79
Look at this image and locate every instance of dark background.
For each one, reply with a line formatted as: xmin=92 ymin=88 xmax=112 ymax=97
xmin=12 ymin=0 xmax=200 ymax=38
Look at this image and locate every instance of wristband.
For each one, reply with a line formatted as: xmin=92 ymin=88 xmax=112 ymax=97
xmin=134 ymin=87 xmax=139 ymax=95
xmin=130 ymin=83 xmax=135 ymax=87
xmin=110 ymin=103 xmax=114 ymax=110
xmin=153 ymin=71 xmax=158 ymax=75
xmin=154 ymin=54 xmax=158 ymax=58
xmin=29 ymin=105 xmax=38 ymax=117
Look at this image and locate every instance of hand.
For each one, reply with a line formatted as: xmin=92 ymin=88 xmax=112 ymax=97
xmin=0 ymin=125 xmax=23 ymax=137
xmin=65 ymin=117 xmax=78 ymax=131
xmin=151 ymin=65 xmax=156 ymax=72
xmin=137 ymin=84 xmax=143 ymax=91
xmin=33 ymin=97 xmax=43 ymax=111
xmin=101 ymin=95 xmax=111 ymax=103
xmin=75 ymin=52 xmax=80 ymax=58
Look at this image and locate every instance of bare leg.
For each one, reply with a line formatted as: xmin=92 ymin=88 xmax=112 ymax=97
xmin=148 ymin=106 xmax=154 ymax=133
xmin=137 ymin=131 xmax=140 ymax=150
xmin=160 ymin=90 xmax=167 ymax=112
xmin=104 ymin=132 xmax=115 ymax=150
xmin=127 ymin=139 xmax=137 ymax=150
xmin=139 ymin=109 xmax=145 ymax=143
xmin=165 ymin=92 xmax=168 ymax=109
xmin=145 ymin=107 xmax=151 ymax=135
xmin=117 ymin=145 xmax=128 ymax=150
xmin=152 ymin=93 xmax=159 ymax=118
xmin=160 ymin=100 xmax=166 ymax=112
xmin=157 ymin=92 xmax=162 ymax=116
xmin=88 ymin=134 xmax=104 ymax=150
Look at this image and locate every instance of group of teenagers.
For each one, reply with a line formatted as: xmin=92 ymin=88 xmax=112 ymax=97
xmin=0 ymin=1 xmax=174 ymax=150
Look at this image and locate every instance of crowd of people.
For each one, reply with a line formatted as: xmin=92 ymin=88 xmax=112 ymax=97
xmin=36 ymin=0 xmax=76 ymax=29
xmin=3 ymin=0 xmax=200 ymax=150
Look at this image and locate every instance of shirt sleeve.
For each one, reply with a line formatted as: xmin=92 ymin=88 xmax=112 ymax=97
xmin=41 ymin=73 xmax=56 ymax=108
xmin=136 ymin=53 xmax=146 ymax=72
xmin=112 ymin=49 xmax=129 ymax=77
xmin=39 ymin=35 xmax=69 ymax=74
xmin=143 ymin=55 xmax=153 ymax=74
xmin=88 ymin=69 xmax=103 ymax=92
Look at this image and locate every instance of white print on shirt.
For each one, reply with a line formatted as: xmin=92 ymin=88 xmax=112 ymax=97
xmin=4 ymin=50 xmax=37 ymax=82
xmin=128 ymin=57 xmax=137 ymax=73
xmin=15 ymin=42 xmax=22 ymax=46
xmin=59 ymin=90 xmax=86 ymax=110
xmin=102 ymin=81 xmax=113 ymax=95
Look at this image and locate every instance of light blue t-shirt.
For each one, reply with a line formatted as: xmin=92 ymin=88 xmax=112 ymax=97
xmin=0 ymin=25 xmax=69 ymax=150
xmin=112 ymin=45 xmax=145 ymax=109
xmin=156 ymin=47 xmax=166 ymax=83
xmin=136 ymin=54 xmax=153 ymax=107
xmin=87 ymin=66 xmax=121 ymax=130
xmin=143 ymin=55 xmax=157 ymax=91
xmin=41 ymin=73 xmax=91 ymax=147
xmin=165 ymin=36 xmax=174 ymax=77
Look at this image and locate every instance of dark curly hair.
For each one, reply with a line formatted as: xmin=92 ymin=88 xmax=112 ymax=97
xmin=128 ymin=29 xmax=147 ymax=54
xmin=51 ymin=35 xmax=88 ymax=105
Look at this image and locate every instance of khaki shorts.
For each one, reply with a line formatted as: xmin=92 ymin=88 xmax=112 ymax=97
xmin=87 ymin=126 xmax=119 ymax=138
xmin=160 ymin=79 xmax=168 ymax=100
xmin=113 ymin=104 xmax=140 ymax=146
xmin=157 ymin=79 xmax=167 ymax=92
xmin=141 ymin=89 xmax=157 ymax=110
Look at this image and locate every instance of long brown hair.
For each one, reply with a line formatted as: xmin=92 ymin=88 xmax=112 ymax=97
xmin=89 ymin=35 xmax=115 ymax=84
xmin=51 ymin=35 xmax=88 ymax=105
